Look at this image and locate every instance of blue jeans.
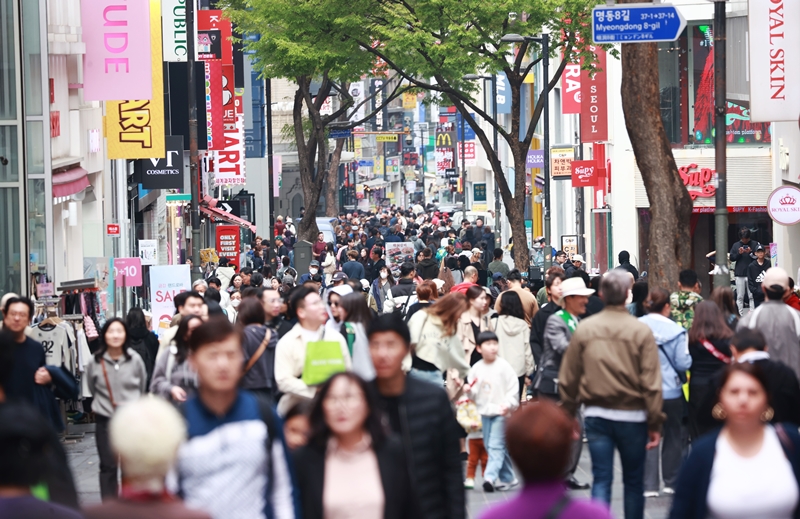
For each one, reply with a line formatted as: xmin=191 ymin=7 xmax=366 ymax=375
xmin=481 ymin=415 xmax=515 ymax=484
xmin=585 ymin=417 xmax=648 ymax=519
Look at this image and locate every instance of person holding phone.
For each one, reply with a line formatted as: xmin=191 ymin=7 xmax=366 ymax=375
xmin=730 ymin=227 xmax=760 ymax=315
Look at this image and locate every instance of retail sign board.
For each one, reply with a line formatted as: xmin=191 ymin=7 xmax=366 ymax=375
xmin=561 ymin=235 xmax=579 ymax=259
xmin=551 ymin=147 xmax=576 ymax=180
xmin=526 ymin=149 xmax=544 ymax=168
xmin=592 ymin=4 xmax=686 ymax=44
xmin=767 ymin=186 xmax=800 ymax=226
xmin=81 ymin=0 xmax=152 ymax=101
xmin=138 ymin=239 xmax=158 ymax=265
xmin=149 ymin=265 xmax=192 ymax=337
xmin=139 ymin=136 xmax=184 ymax=189
xmin=580 ymin=47 xmax=608 ymax=142
xmin=216 ymin=225 xmax=241 ymax=270
xmin=106 ymin=224 xmax=121 ymax=237
xmin=748 ymin=0 xmax=800 ymax=122
xmin=376 ymin=134 xmax=399 ymax=142
xmin=162 ymin=0 xmax=193 ymax=61
xmin=571 ymin=160 xmax=600 ymax=188
xmin=114 ymin=258 xmax=143 ymax=287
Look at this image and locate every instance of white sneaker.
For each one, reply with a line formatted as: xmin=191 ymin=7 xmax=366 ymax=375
xmin=496 ymin=479 xmax=519 ymax=491
xmin=464 ymin=478 xmax=474 ymax=489
xmin=662 ymin=487 xmax=675 ymax=495
xmin=644 ymin=491 xmax=660 ymax=498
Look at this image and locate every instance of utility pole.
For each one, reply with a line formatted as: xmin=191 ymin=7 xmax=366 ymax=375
xmin=266 ymin=78 xmax=275 ymax=269
xmin=491 ymin=75 xmax=500 ymax=251
xmin=541 ymin=33 xmax=552 ymax=269
xmin=713 ymin=0 xmax=729 ymax=288
xmin=187 ymin=0 xmax=201 ymax=281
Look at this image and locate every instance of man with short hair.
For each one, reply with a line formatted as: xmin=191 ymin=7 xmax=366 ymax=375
xmin=459 ymin=219 xmax=474 ymax=246
xmin=417 ymin=247 xmax=440 ymax=280
xmin=617 ymin=250 xmax=640 ymax=281
xmin=495 ymin=269 xmax=539 ymax=326
xmin=670 ymin=269 xmax=703 ymax=330
xmin=342 ymin=249 xmax=366 ymax=280
xmin=330 ymin=272 xmax=348 ymax=287
xmin=159 ymin=291 xmax=206 ymax=353
xmin=738 ymin=267 xmax=800 ymax=380
xmin=559 ymin=270 xmax=664 ymax=519
xmin=367 ymin=314 xmax=465 ymax=519
xmin=384 ymin=262 xmax=418 ymax=314
xmin=207 ymin=277 xmax=230 ymax=308
xmin=554 ymin=250 xmax=568 ymax=269
xmin=274 ymin=286 xmax=351 ymax=415
xmin=730 ymin=226 xmax=760 ymax=315
xmin=312 ymin=232 xmax=326 ymax=261
xmin=172 ymin=318 xmax=295 ymax=519
xmin=487 ymin=248 xmax=510 ymax=279
xmin=367 ymin=247 xmax=386 ymax=284
xmin=451 ymin=266 xmax=479 ymax=295
xmin=240 ymin=267 xmax=254 ymax=287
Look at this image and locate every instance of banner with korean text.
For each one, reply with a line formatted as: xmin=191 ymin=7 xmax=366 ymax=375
xmin=82 ymin=0 xmax=152 ymax=101
xmin=105 ymin=0 xmax=165 ymax=159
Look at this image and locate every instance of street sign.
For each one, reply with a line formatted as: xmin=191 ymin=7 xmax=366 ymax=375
xmin=592 ymin=4 xmax=686 ymax=44
xmin=329 ymin=128 xmax=352 ymax=139
xmin=106 ymin=224 xmax=120 ymax=237
xmin=220 ymin=202 xmax=234 ymax=213
xmin=358 ymin=160 xmax=374 ymax=167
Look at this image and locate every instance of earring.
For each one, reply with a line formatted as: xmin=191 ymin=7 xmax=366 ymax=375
xmin=761 ymin=407 xmax=775 ymax=422
xmin=712 ymin=404 xmax=727 ymax=420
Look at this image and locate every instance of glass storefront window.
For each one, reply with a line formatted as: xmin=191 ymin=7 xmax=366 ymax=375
xmin=21 ymin=0 xmax=42 ymax=116
xmin=25 ymin=121 xmax=44 ymax=175
xmin=0 ymin=187 xmax=21 ymax=298
xmin=0 ymin=125 xmax=19 ymax=181
xmin=27 ymin=179 xmax=46 ymax=273
xmin=0 ymin=0 xmax=17 ymax=120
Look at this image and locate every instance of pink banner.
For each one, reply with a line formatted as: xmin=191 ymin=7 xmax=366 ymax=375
xmin=81 ymin=0 xmax=152 ymax=101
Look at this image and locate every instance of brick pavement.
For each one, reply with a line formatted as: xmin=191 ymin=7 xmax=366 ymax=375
xmin=65 ymin=427 xmax=671 ymax=518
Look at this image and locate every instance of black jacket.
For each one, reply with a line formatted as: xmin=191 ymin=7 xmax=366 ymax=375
xmin=367 ymin=259 xmax=386 ymax=283
xmin=389 ymin=278 xmax=417 ymax=299
xmin=730 ymin=239 xmax=760 ymax=277
xmin=417 ymin=258 xmax=440 ymax=280
xmin=128 ymin=327 xmax=159 ymax=385
xmin=268 ymin=316 xmax=295 ymax=339
xmin=293 ymin=436 xmax=412 ymax=519
xmin=370 ymin=377 xmax=465 ymax=519
xmin=617 ymin=262 xmax=640 ymax=281
xmin=530 ymin=302 xmax=560 ymax=367
xmin=747 ymin=259 xmax=771 ymax=304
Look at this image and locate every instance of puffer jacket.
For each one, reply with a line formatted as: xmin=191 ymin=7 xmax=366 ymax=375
xmin=369 ymin=377 xmax=466 ymax=519
xmin=384 ymin=278 xmax=418 ymax=314
xmin=492 ymin=314 xmax=534 ymax=377
xmin=417 ymin=258 xmax=441 ymax=280
xmin=406 ymin=311 xmax=470 ymax=378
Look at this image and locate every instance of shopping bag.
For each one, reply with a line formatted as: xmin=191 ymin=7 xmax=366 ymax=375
xmin=302 ymin=340 xmax=346 ymax=386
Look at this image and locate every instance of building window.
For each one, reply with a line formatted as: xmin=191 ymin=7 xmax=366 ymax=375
xmin=28 ymin=179 xmax=46 ymax=274
xmin=0 ymin=0 xmax=17 ymax=120
xmin=0 ymin=187 xmax=21 ymax=298
xmin=25 ymin=120 xmax=44 ymax=175
xmin=0 ymin=126 xmax=19 ymax=182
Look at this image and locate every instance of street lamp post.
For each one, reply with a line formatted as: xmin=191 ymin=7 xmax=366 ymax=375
xmin=712 ymin=0 xmax=729 ymax=288
xmin=500 ymin=33 xmax=551 ymax=269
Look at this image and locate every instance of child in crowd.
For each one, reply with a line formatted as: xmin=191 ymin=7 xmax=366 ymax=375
xmin=466 ymin=331 xmax=520 ymax=492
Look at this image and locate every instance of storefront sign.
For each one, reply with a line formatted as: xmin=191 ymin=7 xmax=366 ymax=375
xmin=139 ymin=136 xmax=184 ymax=189
xmin=495 ymin=72 xmax=511 ymax=114
xmin=748 ymin=0 xmax=800 ymax=122
xmin=551 ymin=147 xmax=576 ymax=180
xmin=349 ymin=82 xmax=365 ymax=123
xmin=214 ymin=94 xmax=246 ymax=185
xmin=580 ymin=47 xmax=608 ymax=142
xmin=204 ymin=61 xmax=224 ymax=149
xmin=571 ymin=160 xmax=600 ymax=187
xmin=162 ymin=0 xmax=190 ymax=62
xmin=402 ymin=92 xmax=417 ymax=110
xmin=561 ymin=235 xmax=578 ymax=258
xmin=216 ymin=225 xmax=241 ymax=270
xmin=197 ymin=10 xmax=232 ymax=63
xmin=679 ymin=163 xmax=716 ymax=200
xmin=149 ymin=265 xmax=192 ymax=337
xmin=562 ymin=59 xmax=581 ymax=114
xmin=114 ymin=257 xmax=143 ymax=287
xmin=81 ymin=0 xmax=152 ymax=101
xmin=106 ymin=224 xmax=121 ymax=237
xmin=106 ymin=0 xmax=165 ymax=159
xmin=376 ymin=134 xmax=399 ymax=142
xmin=767 ymin=185 xmax=800 ymax=226
xmin=457 ymin=141 xmax=477 ymax=167
xmin=526 ymin=149 xmax=544 ymax=168
xmin=138 ymin=239 xmax=158 ymax=265
xmin=50 ymin=111 xmax=60 ymax=138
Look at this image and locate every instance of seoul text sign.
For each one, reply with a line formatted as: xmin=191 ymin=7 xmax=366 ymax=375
xmin=592 ymin=4 xmax=686 ymax=44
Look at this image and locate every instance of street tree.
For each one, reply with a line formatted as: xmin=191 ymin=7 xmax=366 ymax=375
xmin=618 ymin=0 xmax=692 ymax=290
xmin=222 ymin=0 xmax=409 ymax=241
xmin=356 ymin=0 xmax=600 ymax=269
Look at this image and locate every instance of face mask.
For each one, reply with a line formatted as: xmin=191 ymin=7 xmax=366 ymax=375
xmin=231 ymin=299 xmax=241 ymax=308
xmin=380 ymin=272 xmax=388 ymax=280
xmin=310 ymin=268 xmax=319 ymax=275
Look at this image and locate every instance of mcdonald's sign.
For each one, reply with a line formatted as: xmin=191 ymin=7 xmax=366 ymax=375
xmin=435 ymin=131 xmax=456 ymax=147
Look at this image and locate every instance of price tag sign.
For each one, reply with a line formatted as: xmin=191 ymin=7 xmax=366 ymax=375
xmin=114 ymin=257 xmax=143 ymax=287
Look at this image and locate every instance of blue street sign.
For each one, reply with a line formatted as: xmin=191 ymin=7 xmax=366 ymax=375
xmin=329 ymin=128 xmax=352 ymax=139
xmin=358 ymin=160 xmax=374 ymax=167
xmin=592 ymin=4 xmax=686 ymax=44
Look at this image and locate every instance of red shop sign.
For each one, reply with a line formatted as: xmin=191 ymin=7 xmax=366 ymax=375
xmin=679 ymin=163 xmax=716 ymax=200
xmin=580 ymin=47 xmax=608 ymax=142
xmin=571 ymin=160 xmax=600 ymax=187
xmin=215 ymin=225 xmax=241 ymax=270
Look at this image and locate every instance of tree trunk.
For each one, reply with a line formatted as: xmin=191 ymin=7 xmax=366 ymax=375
xmin=293 ymin=86 xmax=322 ymax=242
xmin=508 ymin=148 xmax=531 ymax=270
xmin=324 ymin=138 xmax=345 ymax=217
xmin=619 ymin=37 xmax=693 ymax=290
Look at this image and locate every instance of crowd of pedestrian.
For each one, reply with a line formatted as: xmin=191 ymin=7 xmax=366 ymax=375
xmin=5 ymin=208 xmax=800 ymax=519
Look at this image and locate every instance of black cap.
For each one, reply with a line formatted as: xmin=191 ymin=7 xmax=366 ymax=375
xmin=755 ymin=244 xmax=765 ymax=252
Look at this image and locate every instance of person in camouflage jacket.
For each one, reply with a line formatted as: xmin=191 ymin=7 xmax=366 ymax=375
xmin=670 ymin=270 xmax=704 ymax=330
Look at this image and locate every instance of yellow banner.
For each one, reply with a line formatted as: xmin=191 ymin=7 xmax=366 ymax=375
xmin=376 ymin=134 xmax=398 ymax=142
xmin=402 ymin=92 xmax=417 ymax=110
xmin=105 ymin=0 xmax=165 ymax=159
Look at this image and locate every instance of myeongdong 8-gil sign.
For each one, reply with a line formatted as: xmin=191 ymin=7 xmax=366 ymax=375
xmin=592 ymin=4 xmax=687 ymax=43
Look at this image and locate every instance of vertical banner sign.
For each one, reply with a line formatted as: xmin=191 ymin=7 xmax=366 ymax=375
xmin=273 ymin=154 xmax=282 ymax=197
xmin=562 ymin=54 xmax=581 ymax=114
xmin=138 ymin=239 xmax=158 ymax=265
xmin=106 ymin=0 xmax=165 ymax=159
xmin=551 ymin=147 xmax=576 ymax=180
xmin=349 ymin=82 xmax=366 ymax=123
xmin=495 ymin=72 xmax=511 ymax=114
xmin=748 ymin=0 xmax=800 ymax=122
xmin=149 ymin=265 xmax=192 ymax=337
xmin=196 ymin=10 xmax=233 ymax=64
xmin=162 ymin=0 xmax=189 ymax=61
xmin=215 ymin=225 xmax=241 ymax=270
xmin=214 ymin=94 xmax=246 ymax=185
xmin=81 ymin=0 xmax=152 ymax=101
xmin=571 ymin=160 xmax=599 ymax=187
xmin=204 ymin=61 xmax=224 ymax=149
xmin=580 ymin=47 xmax=608 ymax=142
xmin=221 ymin=64 xmax=236 ymax=129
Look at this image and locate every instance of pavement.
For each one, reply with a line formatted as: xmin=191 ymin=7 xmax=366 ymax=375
xmin=65 ymin=427 xmax=672 ymax=518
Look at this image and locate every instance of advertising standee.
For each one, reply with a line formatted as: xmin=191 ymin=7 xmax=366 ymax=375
xmin=149 ymin=265 xmax=192 ymax=337
xmin=216 ymin=225 xmax=241 ymax=270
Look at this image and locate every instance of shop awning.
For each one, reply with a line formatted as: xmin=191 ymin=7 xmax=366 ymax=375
xmin=362 ymin=179 xmax=389 ymax=189
xmin=200 ymin=205 xmax=257 ymax=233
xmin=52 ymin=167 xmax=90 ymax=198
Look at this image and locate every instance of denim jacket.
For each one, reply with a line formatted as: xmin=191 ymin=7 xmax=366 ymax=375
xmin=639 ymin=314 xmax=692 ymax=400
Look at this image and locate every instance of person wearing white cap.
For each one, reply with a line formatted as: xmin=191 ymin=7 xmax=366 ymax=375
xmin=565 ymin=254 xmax=585 ymax=277
xmin=738 ymin=267 xmax=800 ymax=380
xmin=533 ymin=276 xmax=595 ymax=490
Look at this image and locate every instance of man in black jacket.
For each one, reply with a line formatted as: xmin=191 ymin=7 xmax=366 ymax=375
xmin=730 ymin=226 xmax=760 ymax=315
xmin=367 ymin=314 xmax=465 ymax=519
xmin=616 ymin=250 xmax=639 ymax=281
xmin=416 ymin=247 xmax=440 ymax=280
xmin=747 ymin=245 xmax=771 ymax=308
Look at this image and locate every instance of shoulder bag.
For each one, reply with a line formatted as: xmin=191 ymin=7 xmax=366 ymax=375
xmin=245 ymin=328 xmax=272 ymax=374
xmin=700 ymin=339 xmax=731 ymax=364
xmin=100 ymin=358 xmax=117 ymax=410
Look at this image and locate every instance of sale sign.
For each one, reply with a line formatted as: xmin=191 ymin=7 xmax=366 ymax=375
xmin=580 ymin=47 xmax=608 ymax=142
xmin=216 ymin=225 xmax=241 ymax=270
xmin=114 ymin=257 xmax=143 ymax=287
xmin=571 ymin=160 xmax=600 ymax=188
xmin=148 ymin=265 xmax=192 ymax=337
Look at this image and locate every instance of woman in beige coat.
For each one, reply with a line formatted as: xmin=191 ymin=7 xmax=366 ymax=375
xmin=457 ymin=285 xmax=495 ymax=366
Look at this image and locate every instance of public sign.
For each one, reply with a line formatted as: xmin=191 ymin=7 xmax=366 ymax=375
xmin=138 ymin=239 xmax=158 ymax=265
xmin=106 ymin=224 xmax=121 ymax=237
xmin=139 ymin=136 xmax=184 ymax=189
xmin=767 ymin=186 xmax=800 ymax=226
xmin=81 ymin=0 xmax=152 ymax=101
xmin=114 ymin=258 xmax=143 ymax=287
xmin=748 ymin=0 xmax=800 ymax=122
xmin=591 ymin=4 xmax=687 ymax=44
xmin=149 ymin=265 xmax=192 ymax=337
xmin=216 ymin=225 xmax=241 ymax=270
xmin=330 ymin=128 xmax=352 ymax=139
xmin=359 ymin=160 xmax=375 ymax=167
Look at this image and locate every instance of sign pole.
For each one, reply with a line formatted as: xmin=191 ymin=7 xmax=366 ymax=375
xmin=713 ymin=0 xmax=729 ymax=288
xmin=266 ymin=78 xmax=275 ymax=270
xmin=187 ymin=0 xmax=202 ymax=282
xmin=543 ymin=33 xmax=552 ymax=269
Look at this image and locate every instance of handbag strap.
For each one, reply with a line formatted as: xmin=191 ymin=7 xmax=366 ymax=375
xmin=700 ymin=339 xmax=731 ymax=364
xmin=245 ymin=328 xmax=272 ymax=374
xmin=657 ymin=344 xmax=682 ymax=379
xmin=543 ymin=494 xmax=571 ymax=519
xmin=100 ymin=358 xmax=117 ymax=409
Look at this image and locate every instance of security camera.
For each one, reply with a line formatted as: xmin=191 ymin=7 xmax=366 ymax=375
xmin=0 ymin=156 xmax=8 ymax=166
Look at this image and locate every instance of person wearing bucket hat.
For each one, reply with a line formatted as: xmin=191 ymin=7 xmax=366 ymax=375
xmin=532 ymin=276 xmax=595 ymax=491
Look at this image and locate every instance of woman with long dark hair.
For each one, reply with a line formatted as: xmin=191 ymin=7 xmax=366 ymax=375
xmin=371 ymin=265 xmax=395 ymax=314
xmin=227 ymin=273 xmax=244 ymax=294
xmin=125 ymin=307 xmax=158 ymax=384
xmin=237 ymin=298 xmax=278 ymax=399
xmin=626 ymin=280 xmax=649 ymax=318
xmin=149 ymin=315 xmax=203 ymax=403
xmin=492 ymin=290 xmax=533 ymax=396
xmin=86 ymin=318 xmax=147 ymax=500
xmin=457 ymin=285 xmax=495 ymax=366
xmin=710 ymin=286 xmax=739 ymax=331
xmin=688 ymin=300 xmax=735 ymax=439
xmin=338 ymin=292 xmax=376 ymax=381
xmin=293 ymin=372 xmax=411 ymax=519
